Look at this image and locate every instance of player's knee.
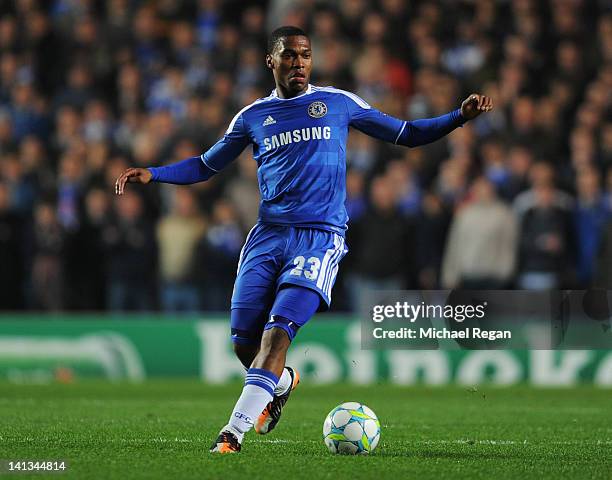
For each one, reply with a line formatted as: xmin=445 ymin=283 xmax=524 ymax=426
xmin=264 ymin=314 xmax=300 ymax=342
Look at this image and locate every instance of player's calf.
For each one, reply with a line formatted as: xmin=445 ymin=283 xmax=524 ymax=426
xmin=233 ymin=343 xmax=259 ymax=369
xmin=251 ymin=315 xmax=302 ymax=435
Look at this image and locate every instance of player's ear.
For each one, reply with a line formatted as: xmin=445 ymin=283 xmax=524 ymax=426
xmin=265 ymin=54 xmax=274 ymax=70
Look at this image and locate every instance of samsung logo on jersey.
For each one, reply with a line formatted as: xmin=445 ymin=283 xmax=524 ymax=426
xmin=263 ymin=126 xmax=331 ymax=151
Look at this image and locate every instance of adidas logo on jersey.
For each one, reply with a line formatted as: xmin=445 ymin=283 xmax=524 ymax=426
xmin=262 ymin=115 xmax=276 ymax=126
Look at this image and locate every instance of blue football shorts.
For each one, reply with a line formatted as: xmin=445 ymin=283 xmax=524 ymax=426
xmin=231 ymin=223 xmax=348 ymax=312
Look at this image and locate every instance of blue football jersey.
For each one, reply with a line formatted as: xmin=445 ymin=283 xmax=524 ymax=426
xmin=201 ymin=84 xmax=406 ymax=234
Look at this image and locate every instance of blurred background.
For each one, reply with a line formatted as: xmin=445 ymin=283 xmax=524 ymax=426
xmin=0 ymin=0 xmax=611 ymax=316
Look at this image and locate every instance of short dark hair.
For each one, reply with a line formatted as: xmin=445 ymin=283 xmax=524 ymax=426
xmin=268 ymin=26 xmax=308 ymax=54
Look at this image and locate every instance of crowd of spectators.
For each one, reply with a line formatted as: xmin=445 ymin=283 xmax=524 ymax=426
xmin=0 ymin=0 xmax=611 ymax=313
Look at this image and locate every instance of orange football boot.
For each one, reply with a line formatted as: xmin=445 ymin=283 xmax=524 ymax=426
xmin=209 ymin=431 xmax=241 ymax=453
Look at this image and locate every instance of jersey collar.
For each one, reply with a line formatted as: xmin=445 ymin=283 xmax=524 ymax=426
xmin=271 ymin=84 xmax=313 ymax=100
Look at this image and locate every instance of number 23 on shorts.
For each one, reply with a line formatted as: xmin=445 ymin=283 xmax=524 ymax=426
xmin=289 ymin=256 xmax=321 ymax=280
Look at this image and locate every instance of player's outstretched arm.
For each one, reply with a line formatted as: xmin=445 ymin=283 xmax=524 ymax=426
xmin=114 ymin=155 xmax=217 ymax=195
xmin=397 ymin=93 xmax=493 ymax=147
xmin=115 ymin=104 xmax=252 ymax=195
xmin=347 ymin=91 xmax=492 ymax=148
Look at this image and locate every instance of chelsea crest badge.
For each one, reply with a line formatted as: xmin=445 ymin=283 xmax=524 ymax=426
xmin=308 ymin=101 xmax=327 ymax=118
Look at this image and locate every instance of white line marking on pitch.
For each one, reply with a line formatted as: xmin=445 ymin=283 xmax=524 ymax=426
xmin=4 ymin=437 xmax=611 ymax=447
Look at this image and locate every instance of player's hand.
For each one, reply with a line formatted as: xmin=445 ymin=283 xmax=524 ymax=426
xmin=460 ymin=94 xmax=493 ymax=120
xmin=114 ymin=167 xmax=153 ymax=195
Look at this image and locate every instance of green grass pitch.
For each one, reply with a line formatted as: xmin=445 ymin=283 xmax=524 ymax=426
xmin=1 ymin=381 xmax=610 ymax=479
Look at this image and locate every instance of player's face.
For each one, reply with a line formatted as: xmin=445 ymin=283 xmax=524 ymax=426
xmin=267 ymin=35 xmax=312 ymax=98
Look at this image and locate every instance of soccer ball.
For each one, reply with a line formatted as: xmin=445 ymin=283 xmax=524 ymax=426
xmin=322 ymin=402 xmax=381 ymax=455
